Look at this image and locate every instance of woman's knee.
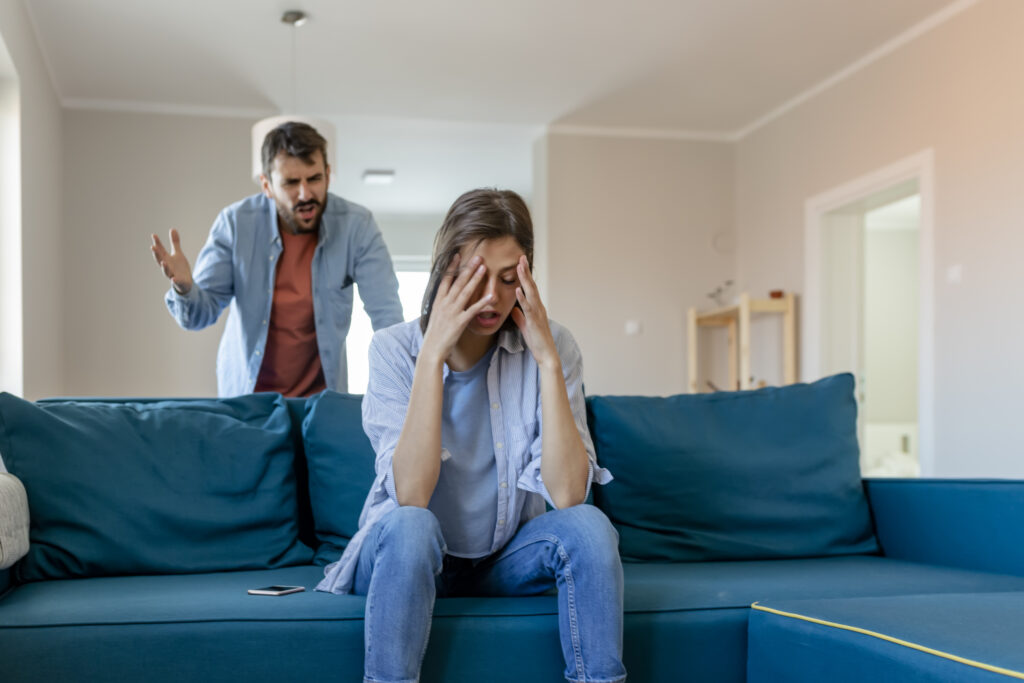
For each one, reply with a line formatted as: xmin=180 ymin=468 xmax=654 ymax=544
xmin=381 ymin=506 xmax=442 ymax=541
xmin=376 ymin=506 xmax=445 ymax=558
xmin=550 ymin=505 xmax=620 ymax=559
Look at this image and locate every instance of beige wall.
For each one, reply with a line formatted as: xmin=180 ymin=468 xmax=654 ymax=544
xmin=735 ymin=0 xmax=1024 ymax=475
xmin=61 ymin=110 xmax=257 ymax=396
xmin=60 ymin=116 xmax=735 ymax=398
xmin=0 ymin=0 xmax=63 ymax=400
xmin=540 ymin=133 xmax=735 ymax=395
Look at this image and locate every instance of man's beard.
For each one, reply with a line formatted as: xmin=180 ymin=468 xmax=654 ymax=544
xmin=280 ymin=199 xmax=323 ymax=234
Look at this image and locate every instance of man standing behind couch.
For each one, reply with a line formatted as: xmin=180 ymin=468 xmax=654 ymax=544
xmin=151 ymin=121 xmax=404 ymax=397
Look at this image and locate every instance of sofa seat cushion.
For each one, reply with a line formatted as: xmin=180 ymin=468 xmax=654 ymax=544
xmin=0 ymin=565 xmax=567 ymax=683
xmin=4 ymin=559 xmax=1024 ymax=683
xmin=621 ymin=555 xmax=1024 ymax=612
xmin=748 ymin=592 xmax=1024 ymax=681
xmin=0 ymin=565 xmax=565 ymax=627
xmin=4 ymin=556 xmax=1024 ymax=628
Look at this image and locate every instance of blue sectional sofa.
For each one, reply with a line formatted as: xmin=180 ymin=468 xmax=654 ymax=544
xmin=1 ymin=375 xmax=1023 ymax=682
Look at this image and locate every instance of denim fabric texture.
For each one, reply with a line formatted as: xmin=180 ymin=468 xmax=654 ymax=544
xmin=354 ymin=505 xmax=626 ymax=683
xmin=164 ymin=192 xmax=403 ymax=397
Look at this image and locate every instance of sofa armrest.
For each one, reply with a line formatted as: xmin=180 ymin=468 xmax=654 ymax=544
xmin=865 ymin=478 xmax=1024 ymax=577
xmin=0 ymin=473 xmax=30 ymax=574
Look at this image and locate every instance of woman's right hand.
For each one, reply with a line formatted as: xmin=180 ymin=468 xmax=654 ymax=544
xmin=420 ymin=253 xmax=491 ymax=364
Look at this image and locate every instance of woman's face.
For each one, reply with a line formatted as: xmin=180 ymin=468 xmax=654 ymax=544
xmin=455 ymin=236 xmax=525 ymax=337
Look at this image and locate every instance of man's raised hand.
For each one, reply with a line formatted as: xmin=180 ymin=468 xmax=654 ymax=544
xmin=150 ymin=229 xmax=194 ymax=295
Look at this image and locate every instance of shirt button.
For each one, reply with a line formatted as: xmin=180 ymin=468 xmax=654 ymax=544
xmin=498 ymin=519 xmax=505 ymax=526
xmin=255 ymin=350 xmax=261 ymax=356
xmin=262 ymin=320 xmax=267 ymax=325
xmin=499 ymin=482 xmax=508 ymax=489
xmin=495 ymin=442 xmax=503 ymax=449
xmin=491 ymin=403 xmax=499 ymax=410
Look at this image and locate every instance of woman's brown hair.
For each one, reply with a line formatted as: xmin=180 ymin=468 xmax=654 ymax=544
xmin=420 ymin=189 xmax=534 ymax=333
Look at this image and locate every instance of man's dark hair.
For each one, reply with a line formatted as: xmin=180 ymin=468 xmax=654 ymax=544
xmin=261 ymin=121 xmax=328 ymax=178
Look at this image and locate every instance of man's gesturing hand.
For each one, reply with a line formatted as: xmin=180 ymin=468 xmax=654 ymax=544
xmin=150 ymin=229 xmax=194 ymax=295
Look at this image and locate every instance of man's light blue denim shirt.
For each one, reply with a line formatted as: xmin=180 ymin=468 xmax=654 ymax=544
xmin=317 ymin=318 xmax=613 ymax=594
xmin=165 ymin=193 xmax=404 ymax=397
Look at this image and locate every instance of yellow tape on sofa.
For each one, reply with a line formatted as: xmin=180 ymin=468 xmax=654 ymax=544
xmin=750 ymin=602 xmax=1024 ymax=680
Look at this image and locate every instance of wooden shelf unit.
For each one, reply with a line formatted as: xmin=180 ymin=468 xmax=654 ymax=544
xmin=687 ymin=292 xmax=796 ymax=392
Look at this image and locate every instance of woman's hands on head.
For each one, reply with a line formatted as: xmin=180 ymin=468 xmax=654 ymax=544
xmin=420 ymin=253 xmax=493 ymax=365
xmin=510 ymin=255 xmax=560 ymax=371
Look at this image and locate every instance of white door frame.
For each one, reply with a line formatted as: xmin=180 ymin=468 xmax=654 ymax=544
xmin=803 ymin=149 xmax=935 ymax=475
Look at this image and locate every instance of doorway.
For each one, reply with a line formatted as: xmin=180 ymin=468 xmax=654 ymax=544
xmin=803 ymin=151 xmax=935 ymax=476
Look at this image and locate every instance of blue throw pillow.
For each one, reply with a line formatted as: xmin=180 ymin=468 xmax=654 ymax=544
xmin=587 ymin=374 xmax=878 ymax=562
xmin=0 ymin=393 xmax=312 ymax=581
xmin=301 ymin=391 xmax=377 ymax=565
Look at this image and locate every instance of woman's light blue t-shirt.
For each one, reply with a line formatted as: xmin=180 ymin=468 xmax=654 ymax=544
xmin=430 ymin=346 xmax=498 ymax=557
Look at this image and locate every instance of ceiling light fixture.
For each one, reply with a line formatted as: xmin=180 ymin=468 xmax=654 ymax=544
xmin=250 ymin=10 xmax=337 ymax=183
xmin=362 ymin=169 xmax=396 ymax=186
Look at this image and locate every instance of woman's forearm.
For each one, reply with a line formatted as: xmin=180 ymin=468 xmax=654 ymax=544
xmin=391 ymin=354 xmax=445 ymax=507
xmin=538 ymin=359 xmax=590 ymax=509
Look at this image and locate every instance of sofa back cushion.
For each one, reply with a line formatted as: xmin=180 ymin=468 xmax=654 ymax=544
xmin=0 ymin=393 xmax=312 ymax=582
xmin=301 ymin=391 xmax=377 ymax=565
xmin=587 ymin=374 xmax=878 ymax=562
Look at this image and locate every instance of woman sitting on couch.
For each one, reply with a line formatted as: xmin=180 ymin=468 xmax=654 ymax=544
xmin=317 ymin=188 xmax=626 ymax=683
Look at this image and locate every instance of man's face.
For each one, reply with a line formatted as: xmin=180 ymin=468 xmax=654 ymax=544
xmin=261 ymin=150 xmax=330 ymax=234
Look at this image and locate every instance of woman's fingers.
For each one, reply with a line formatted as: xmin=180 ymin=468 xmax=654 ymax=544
xmin=452 ymin=262 xmax=486 ymax=307
xmin=516 ymin=256 xmax=542 ymax=304
xmin=437 ymin=253 xmax=461 ymax=298
xmin=516 ymin=286 xmax=530 ymax=313
xmin=465 ymin=290 xmax=493 ymax=315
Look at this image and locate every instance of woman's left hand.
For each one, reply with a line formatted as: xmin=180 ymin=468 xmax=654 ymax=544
xmin=510 ymin=255 xmax=560 ymax=370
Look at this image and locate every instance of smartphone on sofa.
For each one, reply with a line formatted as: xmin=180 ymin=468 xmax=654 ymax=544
xmin=247 ymin=585 xmax=305 ymax=596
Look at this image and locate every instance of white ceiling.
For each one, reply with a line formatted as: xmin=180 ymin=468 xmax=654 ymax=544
xmin=26 ymin=0 xmax=958 ymax=135
xmin=14 ymin=0 xmax=967 ymax=215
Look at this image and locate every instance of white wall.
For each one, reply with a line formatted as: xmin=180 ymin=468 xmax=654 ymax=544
xmin=735 ymin=0 xmax=1024 ymax=476
xmin=864 ymin=226 xmax=918 ymax=423
xmin=539 ymin=133 xmax=735 ymax=396
xmin=0 ymin=0 xmax=63 ymax=400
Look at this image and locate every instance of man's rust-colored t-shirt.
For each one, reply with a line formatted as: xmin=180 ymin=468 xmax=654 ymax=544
xmin=254 ymin=230 xmax=327 ymax=397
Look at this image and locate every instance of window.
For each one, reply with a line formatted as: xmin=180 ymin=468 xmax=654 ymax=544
xmin=346 ymin=261 xmax=430 ymax=394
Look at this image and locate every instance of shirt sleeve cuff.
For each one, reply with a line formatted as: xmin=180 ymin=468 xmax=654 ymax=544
xmin=516 ymin=459 xmax=613 ymax=508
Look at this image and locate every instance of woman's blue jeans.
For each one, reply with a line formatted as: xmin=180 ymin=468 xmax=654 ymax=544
xmin=353 ymin=504 xmax=627 ymax=683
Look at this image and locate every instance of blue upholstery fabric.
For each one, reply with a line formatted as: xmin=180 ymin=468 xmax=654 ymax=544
xmin=866 ymin=478 xmax=1024 ymax=577
xmin=5 ymin=557 xmax=1024 ymax=683
xmin=748 ymin=593 xmax=1024 ymax=682
xmin=301 ymin=391 xmax=378 ymax=565
xmin=0 ymin=393 xmax=312 ymax=582
xmin=617 ymin=556 xmax=1024 ymax=612
xmin=587 ymin=374 xmax=877 ymax=561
